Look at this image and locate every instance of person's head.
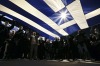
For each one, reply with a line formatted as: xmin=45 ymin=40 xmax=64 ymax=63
xmin=40 ymin=36 xmax=43 ymax=40
xmin=68 ymin=35 xmax=73 ymax=39
xmin=5 ymin=21 xmax=9 ymax=27
xmin=46 ymin=39 xmax=50 ymax=42
xmin=9 ymin=30 xmax=15 ymax=36
xmin=78 ymin=30 xmax=81 ymax=34
xmin=25 ymin=29 xmax=29 ymax=34
xmin=32 ymin=32 xmax=36 ymax=36
xmin=19 ymin=26 xmax=23 ymax=30
xmin=94 ymin=28 xmax=98 ymax=31
xmin=55 ymin=37 xmax=60 ymax=41
xmin=94 ymin=28 xmax=99 ymax=34
xmin=11 ymin=30 xmax=15 ymax=35
xmin=78 ymin=30 xmax=84 ymax=35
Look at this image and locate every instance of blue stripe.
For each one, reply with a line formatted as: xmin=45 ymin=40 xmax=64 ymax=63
xmin=26 ymin=0 xmax=55 ymax=17
xmin=61 ymin=0 xmax=75 ymax=6
xmin=80 ymin=0 xmax=100 ymax=14
xmin=0 ymin=11 xmax=55 ymax=40
xmin=64 ymin=24 xmax=80 ymax=34
xmin=87 ymin=15 xmax=100 ymax=27
xmin=0 ymin=0 xmax=62 ymax=36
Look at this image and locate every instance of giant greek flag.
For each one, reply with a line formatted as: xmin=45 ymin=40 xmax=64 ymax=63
xmin=0 ymin=0 xmax=100 ymax=40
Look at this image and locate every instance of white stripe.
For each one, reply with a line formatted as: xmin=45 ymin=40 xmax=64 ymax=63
xmin=60 ymin=20 xmax=76 ymax=29
xmin=60 ymin=8 xmax=100 ymax=29
xmin=66 ymin=0 xmax=89 ymax=29
xmin=44 ymin=0 xmax=65 ymax=12
xmin=10 ymin=0 xmax=68 ymax=36
xmin=85 ymin=8 xmax=100 ymax=19
xmin=0 ymin=5 xmax=59 ymax=38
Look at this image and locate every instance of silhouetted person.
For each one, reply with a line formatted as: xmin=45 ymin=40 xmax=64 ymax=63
xmin=44 ymin=39 xmax=52 ymax=60
xmin=30 ymin=32 xmax=39 ymax=60
xmin=5 ymin=30 xmax=16 ymax=59
xmin=22 ymin=29 xmax=30 ymax=59
xmin=74 ymin=30 xmax=89 ymax=60
xmin=67 ymin=35 xmax=77 ymax=61
xmin=0 ymin=20 xmax=15 ymax=59
xmin=92 ymin=28 xmax=100 ymax=60
xmin=58 ymin=38 xmax=65 ymax=60
xmin=52 ymin=37 xmax=59 ymax=59
xmin=38 ymin=37 xmax=45 ymax=60
xmin=13 ymin=26 xmax=24 ymax=58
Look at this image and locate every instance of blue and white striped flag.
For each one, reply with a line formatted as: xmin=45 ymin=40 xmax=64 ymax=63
xmin=0 ymin=0 xmax=100 ymax=40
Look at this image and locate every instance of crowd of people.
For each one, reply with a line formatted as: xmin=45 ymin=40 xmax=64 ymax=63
xmin=0 ymin=15 xmax=100 ymax=61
